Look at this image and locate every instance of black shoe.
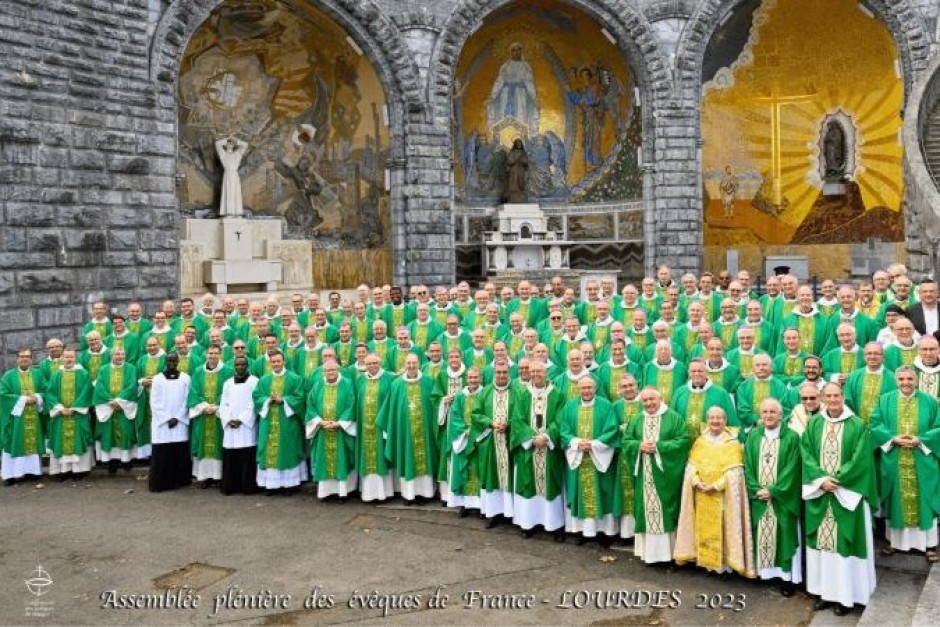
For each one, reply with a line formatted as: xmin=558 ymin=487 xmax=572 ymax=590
xmin=337 ymin=497 xmax=347 ymax=504
xmin=780 ymin=582 xmax=796 ymax=598
xmin=458 ymin=507 xmax=468 ymax=518
xmin=814 ymin=599 xmax=833 ymax=612
xmin=599 ymin=536 xmax=613 ymax=549
xmin=575 ymin=535 xmax=588 ymax=546
xmin=265 ymin=490 xmax=276 ymax=497
xmin=56 ymin=474 xmax=68 ymax=482
xmin=833 ymin=605 xmax=852 ymax=617
xmin=122 ymin=462 xmax=132 ymax=473
xmin=108 ymin=461 xmax=119 ymax=475
xmin=485 ymin=516 xmax=500 ymax=529
xmin=553 ymin=530 xmax=566 ymax=543
xmin=3 ymin=478 xmax=14 ymax=487
xmin=403 ymin=499 xmax=415 ymax=506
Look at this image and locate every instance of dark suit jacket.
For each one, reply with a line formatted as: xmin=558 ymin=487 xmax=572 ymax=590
xmin=907 ymin=303 xmax=940 ymax=341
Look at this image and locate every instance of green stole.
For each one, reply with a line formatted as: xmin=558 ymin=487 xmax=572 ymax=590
xmin=406 ymin=380 xmax=429 ymax=475
xmin=577 ymin=405 xmax=599 ymax=519
xmin=897 ymin=396 xmax=920 ymax=527
xmin=18 ymin=370 xmax=41 ymax=455
xmin=265 ymin=376 xmax=285 ymax=468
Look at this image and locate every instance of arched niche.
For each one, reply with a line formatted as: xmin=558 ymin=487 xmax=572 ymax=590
xmin=697 ymin=0 xmax=906 ymax=271
xmin=164 ymin=0 xmax=414 ymax=288
xmin=451 ymin=0 xmax=645 ymax=206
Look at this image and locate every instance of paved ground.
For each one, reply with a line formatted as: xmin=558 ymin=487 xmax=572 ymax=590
xmin=0 ymin=468 xmax=891 ymax=625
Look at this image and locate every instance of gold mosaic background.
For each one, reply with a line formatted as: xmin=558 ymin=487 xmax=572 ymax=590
xmin=702 ymin=0 xmax=904 ymax=253
xmin=178 ymin=0 xmax=392 ymax=287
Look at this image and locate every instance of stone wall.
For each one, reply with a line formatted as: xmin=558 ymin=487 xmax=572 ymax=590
xmin=1 ymin=0 xmax=939 ymax=367
xmin=0 ymin=0 xmax=178 ymax=364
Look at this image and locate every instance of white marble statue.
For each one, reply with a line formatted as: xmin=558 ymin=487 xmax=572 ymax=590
xmin=215 ymin=136 xmax=249 ymax=217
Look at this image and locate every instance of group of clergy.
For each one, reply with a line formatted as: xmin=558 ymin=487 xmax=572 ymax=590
xmin=3 ymin=262 xmax=940 ymax=618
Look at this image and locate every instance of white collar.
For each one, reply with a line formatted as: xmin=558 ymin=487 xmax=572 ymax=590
xmin=688 ymin=379 xmax=712 ymax=393
xmin=365 ymin=368 xmax=386 ymax=380
xmin=447 ymin=364 xmax=467 ymax=378
xmin=763 ymin=426 xmax=781 ymax=441
xmin=915 ymin=357 xmax=940 ymax=374
xmin=823 ymin=407 xmax=853 ymax=423
xmin=402 ymin=372 xmax=422 ymax=382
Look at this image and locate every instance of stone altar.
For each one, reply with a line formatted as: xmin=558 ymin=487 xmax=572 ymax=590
xmin=483 ymin=203 xmax=572 ymax=276
xmin=180 ymin=217 xmax=313 ymax=296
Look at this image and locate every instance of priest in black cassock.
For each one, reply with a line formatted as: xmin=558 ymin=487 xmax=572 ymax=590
xmin=149 ymin=353 xmax=192 ymax=492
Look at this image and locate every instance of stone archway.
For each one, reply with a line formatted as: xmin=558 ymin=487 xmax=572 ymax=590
xmin=148 ymin=0 xmax=424 ymax=289
xmin=427 ymin=0 xmax=681 ymax=278
xmin=676 ymin=0 xmax=930 ymax=277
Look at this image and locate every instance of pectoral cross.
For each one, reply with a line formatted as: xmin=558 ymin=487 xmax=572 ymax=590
xmin=754 ymin=83 xmax=817 ymax=207
xmin=234 ymin=230 xmax=242 ymax=241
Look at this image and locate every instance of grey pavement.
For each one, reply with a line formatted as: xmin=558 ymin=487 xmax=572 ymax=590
xmin=0 ymin=469 xmax=906 ymax=625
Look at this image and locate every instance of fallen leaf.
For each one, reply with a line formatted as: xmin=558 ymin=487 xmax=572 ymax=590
xmin=124 ymin=489 xmax=134 ymax=495
xmin=599 ymin=555 xmax=617 ymax=563
xmin=34 ymin=483 xmax=44 ymax=490
xmin=453 ymin=546 xmax=463 ymax=551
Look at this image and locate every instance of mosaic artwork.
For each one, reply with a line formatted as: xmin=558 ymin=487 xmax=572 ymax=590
xmin=453 ymin=0 xmax=642 ymax=205
xmin=177 ymin=0 xmax=392 ymax=283
xmin=701 ymin=0 xmax=905 ymax=247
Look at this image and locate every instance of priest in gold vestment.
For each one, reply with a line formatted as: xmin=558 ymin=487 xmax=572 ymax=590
xmin=674 ymin=406 xmax=756 ymax=577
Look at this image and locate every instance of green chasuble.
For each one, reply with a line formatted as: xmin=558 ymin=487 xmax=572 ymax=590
xmin=844 ymin=368 xmax=896 ymax=425
xmin=355 ymin=370 xmax=395 ymax=478
xmin=431 ymin=367 xmax=468 ymax=483
xmin=79 ymin=347 xmax=109 ymax=383
xmin=105 ymin=332 xmax=141 ymax=366
xmin=885 ymin=343 xmax=919 ymax=372
xmin=641 ymin=361 xmax=688 ymax=406
xmin=447 ymin=388 xmax=483 ymax=496
xmin=0 ymin=367 xmax=45 ymax=458
xmin=801 ymin=412 xmax=877 ymax=559
xmin=821 ymin=347 xmax=863 ymax=382
xmin=253 ymin=371 xmax=306 ymax=470
xmin=622 ymin=407 xmax=690 ymax=534
xmin=511 ymin=383 xmax=566 ymax=500
xmin=472 ymin=383 xmax=521 ymax=494
xmin=376 ymin=373 xmax=438 ymax=480
xmin=870 ymin=391 xmax=940 ymax=531
xmin=92 ymin=363 xmax=139 ymax=455
xmin=552 ymin=371 xmax=597 ymax=403
xmin=38 ymin=357 xmax=62 ymax=386
xmin=671 ymin=382 xmax=739 ymax=439
xmin=596 ymin=360 xmax=642 ymax=403
xmin=187 ymin=364 xmax=233 ymax=462
xmin=560 ymin=396 xmax=619 ymax=520
xmin=135 ymin=353 xmax=166 ymax=451
xmin=772 ymin=351 xmax=809 ymax=388
xmin=305 ymin=376 xmax=357 ymax=481
xmin=293 ymin=344 xmax=326 ymax=381
xmin=736 ymin=376 xmax=792 ymax=430
xmin=776 ymin=311 xmax=830 ymax=357
xmin=744 ymin=425 xmax=802 ymax=573
xmin=44 ymin=367 xmax=93 ymax=457
xmin=611 ymin=397 xmax=643 ymax=519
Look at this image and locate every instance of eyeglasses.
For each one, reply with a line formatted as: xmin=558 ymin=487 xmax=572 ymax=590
xmin=550 ymin=316 xmax=561 ymax=320
xmin=234 ymin=346 xmax=247 ymax=350
xmin=800 ymin=396 xmax=818 ymax=401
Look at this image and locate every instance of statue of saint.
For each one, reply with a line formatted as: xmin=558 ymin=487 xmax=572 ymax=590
xmin=487 ymin=43 xmax=539 ymax=135
xmin=719 ymin=166 xmax=738 ymax=217
xmin=823 ymin=121 xmax=846 ymax=181
xmin=504 ymin=139 xmax=529 ymax=204
xmin=215 ymin=136 xmax=249 ymax=217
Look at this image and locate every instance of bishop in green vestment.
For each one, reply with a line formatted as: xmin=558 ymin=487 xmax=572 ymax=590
xmin=187 ymin=345 xmax=233 ymax=483
xmin=611 ymin=374 xmax=643 ymax=539
xmin=432 ymin=350 xmax=468 ymax=501
xmin=355 ymin=354 xmax=395 ymax=502
xmin=253 ymin=352 xmax=307 ymax=492
xmin=135 ymin=338 xmax=166 ymax=460
xmin=376 ymin=354 xmax=438 ymax=502
xmin=671 ymin=360 xmax=739 ymax=439
xmin=622 ymin=387 xmax=690 ymax=563
xmin=802 ymin=384 xmax=877 ymax=613
xmin=446 ymin=369 xmax=483 ymax=512
xmin=1 ymin=349 xmax=46 ymax=484
xmin=44 ymin=349 xmax=94 ymax=477
xmin=744 ymin=398 xmax=802 ymax=593
xmin=305 ymin=362 xmax=357 ymax=500
xmin=472 ymin=361 xmax=521 ymax=525
xmin=560 ymin=377 xmax=620 ymax=543
xmin=870 ymin=367 xmax=940 ymax=555
xmin=511 ymin=361 xmax=567 ymax=535
xmin=92 ymin=348 xmax=139 ymax=470
xmin=844 ymin=343 xmax=896 ymax=425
